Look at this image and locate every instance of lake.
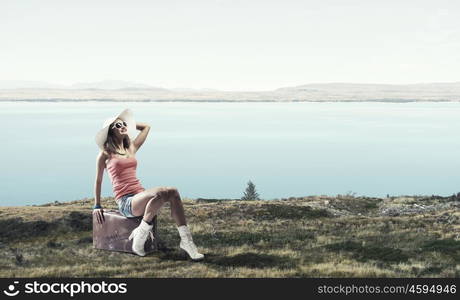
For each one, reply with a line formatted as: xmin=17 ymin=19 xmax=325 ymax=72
xmin=2 ymin=101 xmax=460 ymax=206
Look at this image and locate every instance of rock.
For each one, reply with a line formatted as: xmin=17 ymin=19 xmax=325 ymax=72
xmin=379 ymin=201 xmax=460 ymax=217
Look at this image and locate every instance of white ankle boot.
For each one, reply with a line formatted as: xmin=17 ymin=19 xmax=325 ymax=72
xmin=177 ymin=225 xmax=204 ymax=261
xmin=128 ymin=220 xmax=154 ymax=256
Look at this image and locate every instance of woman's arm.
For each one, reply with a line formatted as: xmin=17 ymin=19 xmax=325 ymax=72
xmin=93 ymin=151 xmax=107 ymax=224
xmin=133 ymin=122 xmax=151 ymax=152
xmin=94 ymin=151 xmax=106 ymax=205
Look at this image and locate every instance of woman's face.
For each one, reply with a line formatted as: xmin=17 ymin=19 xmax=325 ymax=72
xmin=111 ymin=118 xmax=128 ymax=138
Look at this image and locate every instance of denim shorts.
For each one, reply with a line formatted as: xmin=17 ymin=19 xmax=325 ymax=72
xmin=117 ymin=193 xmax=137 ymax=218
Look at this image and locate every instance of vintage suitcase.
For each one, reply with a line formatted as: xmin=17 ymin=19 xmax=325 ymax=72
xmin=93 ymin=210 xmax=159 ymax=254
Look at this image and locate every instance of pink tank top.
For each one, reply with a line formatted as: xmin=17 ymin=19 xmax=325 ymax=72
xmin=106 ymin=155 xmax=145 ymax=201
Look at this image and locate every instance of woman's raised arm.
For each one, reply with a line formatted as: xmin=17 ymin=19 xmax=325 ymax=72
xmin=133 ymin=122 xmax=151 ymax=152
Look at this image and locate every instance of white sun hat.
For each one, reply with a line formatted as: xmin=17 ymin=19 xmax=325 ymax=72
xmin=95 ymin=108 xmax=137 ymax=151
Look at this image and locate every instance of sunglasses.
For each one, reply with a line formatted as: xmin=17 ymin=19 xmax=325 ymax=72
xmin=111 ymin=121 xmax=127 ymax=129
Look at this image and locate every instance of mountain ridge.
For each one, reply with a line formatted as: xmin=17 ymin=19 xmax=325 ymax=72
xmin=2 ymin=81 xmax=460 ymax=101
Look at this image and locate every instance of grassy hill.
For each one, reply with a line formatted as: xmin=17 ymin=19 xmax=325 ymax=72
xmin=0 ymin=194 xmax=459 ymax=277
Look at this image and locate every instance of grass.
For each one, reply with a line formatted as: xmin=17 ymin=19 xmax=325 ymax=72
xmin=0 ymin=195 xmax=458 ymax=277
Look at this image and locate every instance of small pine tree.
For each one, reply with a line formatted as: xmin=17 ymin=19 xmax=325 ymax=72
xmin=241 ymin=180 xmax=260 ymax=200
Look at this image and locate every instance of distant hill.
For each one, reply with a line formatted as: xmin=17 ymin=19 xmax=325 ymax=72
xmin=1 ymin=81 xmax=460 ymax=101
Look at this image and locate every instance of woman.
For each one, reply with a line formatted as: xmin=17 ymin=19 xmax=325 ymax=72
xmin=93 ymin=108 xmax=204 ymax=261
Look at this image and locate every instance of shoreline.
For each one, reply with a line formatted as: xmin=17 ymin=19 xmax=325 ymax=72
xmin=0 ymin=99 xmax=457 ymax=103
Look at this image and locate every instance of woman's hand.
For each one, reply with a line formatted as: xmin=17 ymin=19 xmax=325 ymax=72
xmin=93 ymin=208 xmax=105 ymax=224
xmin=135 ymin=122 xmax=150 ymax=131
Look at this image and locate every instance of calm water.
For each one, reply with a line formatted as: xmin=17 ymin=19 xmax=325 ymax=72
xmin=2 ymin=101 xmax=460 ymax=206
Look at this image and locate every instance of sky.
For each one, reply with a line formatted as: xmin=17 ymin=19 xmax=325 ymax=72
xmin=1 ymin=0 xmax=460 ymax=91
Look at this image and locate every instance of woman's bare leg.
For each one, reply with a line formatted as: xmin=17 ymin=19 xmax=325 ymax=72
xmin=130 ymin=187 xmax=202 ymax=260
xmin=142 ymin=193 xmax=166 ymax=224
xmin=168 ymin=188 xmax=187 ymax=226
xmin=130 ymin=187 xmax=169 ymax=220
xmin=129 ymin=186 xmax=187 ymax=226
